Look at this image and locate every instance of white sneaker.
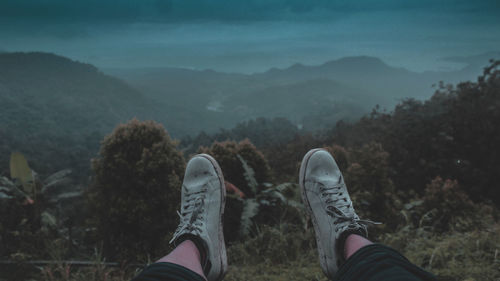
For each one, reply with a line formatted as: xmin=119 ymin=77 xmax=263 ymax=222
xmin=299 ymin=148 xmax=378 ymax=278
xmin=170 ymin=154 xmax=227 ymax=281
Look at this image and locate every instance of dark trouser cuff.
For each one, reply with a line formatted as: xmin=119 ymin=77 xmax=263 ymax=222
xmin=131 ymin=262 xmax=206 ymax=281
xmin=336 ymin=229 xmax=368 ymax=265
xmin=333 ymin=244 xmax=437 ymax=281
xmin=174 ymin=234 xmax=208 ymax=274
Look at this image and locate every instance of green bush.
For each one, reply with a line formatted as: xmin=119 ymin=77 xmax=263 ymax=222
xmin=87 ymin=119 xmax=185 ymax=261
xmin=413 ymin=176 xmax=496 ymax=233
xmin=0 ymin=173 xmax=55 ymax=261
xmin=199 ymin=139 xmax=273 ymax=242
xmin=199 ymin=139 xmax=271 ymax=197
xmin=263 ymin=133 xmax=322 ymax=183
xmin=344 ymin=142 xmax=403 ymax=232
xmin=0 ymin=197 xmax=45 ymax=260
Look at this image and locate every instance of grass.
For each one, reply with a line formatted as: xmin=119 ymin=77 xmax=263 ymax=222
xmin=4 ymin=224 xmax=499 ymax=281
xmin=225 ymin=262 xmax=327 ymax=281
xmin=383 ymin=225 xmax=500 ymax=281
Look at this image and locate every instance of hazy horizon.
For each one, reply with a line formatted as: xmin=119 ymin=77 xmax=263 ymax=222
xmin=1 ymin=0 xmax=499 ymax=73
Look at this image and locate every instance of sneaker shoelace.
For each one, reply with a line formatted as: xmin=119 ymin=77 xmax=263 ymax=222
xmin=317 ymin=177 xmax=380 ymax=234
xmin=170 ymin=187 xmax=207 ymax=243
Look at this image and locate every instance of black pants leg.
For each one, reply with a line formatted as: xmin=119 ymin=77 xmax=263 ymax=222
xmin=131 ymin=245 xmax=436 ymax=281
xmin=131 ymin=262 xmax=205 ymax=281
xmin=333 ymin=244 xmax=437 ymax=281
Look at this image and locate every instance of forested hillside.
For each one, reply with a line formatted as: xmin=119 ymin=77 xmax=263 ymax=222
xmin=0 ymin=52 xmax=171 ymax=177
xmin=0 ymin=52 xmax=419 ymax=177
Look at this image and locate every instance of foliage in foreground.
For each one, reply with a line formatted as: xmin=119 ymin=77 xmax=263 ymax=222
xmin=333 ymin=60 xmax=500 ymax=205
xmin=87 ymin=119 xmax=185 ymax=261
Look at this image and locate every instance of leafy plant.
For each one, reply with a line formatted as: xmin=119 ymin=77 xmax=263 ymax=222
xmin=232 ymin=155 xmax=305 ymax=238
xmin=0 ymin=152 xmax=78 ymax=261
xmin=87 ymin=119 xmax=185 ymax=261
xmin=9 ymin=152 xmax=36 ymax=200
xmin=199 ymin=139 xmax=272 ymax=197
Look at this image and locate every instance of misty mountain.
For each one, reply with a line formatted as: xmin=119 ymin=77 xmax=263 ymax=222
xmin=0 ymin=52 xmax=171 ymax=176
xmin=0 ymin=52 xmax=159 ymax=130
xmin=0 ymin=52 xmax=276 ymax=176
xmin=224 ymin=79 xmax=374 ymax=126
xmin=108 ymin=55 xmax=491 ymax=133
xmin=255 ymin=56 xmax=491 ymax=101
xmin=107 ymin=57 xmax=398 ymax=132
xmin=1 ymin=51 xmax=495 ymax=176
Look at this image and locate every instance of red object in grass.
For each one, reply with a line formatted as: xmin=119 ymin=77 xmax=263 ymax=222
xmin=224 ymin=181 xmax=245 ymax=198
xmin=22 ymin=197 xmax=35 ymax=205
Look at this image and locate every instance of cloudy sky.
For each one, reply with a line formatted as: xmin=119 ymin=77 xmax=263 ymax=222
xmin=1 ymin=0 xmax=499 ymax=73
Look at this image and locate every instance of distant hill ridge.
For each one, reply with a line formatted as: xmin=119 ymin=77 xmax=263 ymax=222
xmin=267 ymin=56 xmax=398 ymax=73
xmin=107 ymin=54 xmax=494 ymax=136
xmin=0 ymin=52 xmax=170 ymax=176
xmin=2 ymin=51 xmax=498 ymax=176
xmin=0 ymin=52 xmax=141 ymax=101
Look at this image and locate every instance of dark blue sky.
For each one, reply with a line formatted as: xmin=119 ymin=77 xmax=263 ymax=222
xmin=2 ymin=0 xmax=499 ymax=22
xmin=1 ymin=0 xmax=499 ymax=72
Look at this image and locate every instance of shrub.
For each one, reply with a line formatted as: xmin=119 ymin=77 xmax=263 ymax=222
xmin=344 ymin=142 xmax=402 ymax=232
xmin=0 ymin=161 xmax=58 ymax=261
xmin=419 ymin=176 xmax=493 ymax=232
xmin=237 ymin=182 xmax=306 ymax=239
xmin=263 ymin=133 xmax=322 ymax=183
xmin=395 ymin=176 xmax=496 ymax=235
xmin=0 ymin=197 xmax=44 ymax=260
xmin=87 ymin=119 xmax=185 ymax=261
xmin=199 ymin=140 xmax=309 ymax=242
xmin=198 ymin=139 xmax=271 ymax=197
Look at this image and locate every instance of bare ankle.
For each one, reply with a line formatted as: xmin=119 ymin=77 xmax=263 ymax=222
xmin=344 ymin=234 xmax=373 ymax=259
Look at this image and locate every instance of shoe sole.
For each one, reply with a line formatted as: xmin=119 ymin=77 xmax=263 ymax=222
xmin=197 ymin=154 xmax=227 ymax=281
xmin=299 ymin=148 xmax=331 ymax=277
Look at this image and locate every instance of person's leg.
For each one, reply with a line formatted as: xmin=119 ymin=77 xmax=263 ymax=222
xmin=132 ymin=154 xmax=227 ymax=281
xmin=343 ymin=234 xmax=373 ymax=260
xmin=156 ymin=240 xmax=206 ymax=279
xmin=300 ymin=148 xmax=436 ymax=281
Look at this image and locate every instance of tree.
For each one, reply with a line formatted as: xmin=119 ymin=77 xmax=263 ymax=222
xmin=88 ymin=119 xmax=185 ymax=261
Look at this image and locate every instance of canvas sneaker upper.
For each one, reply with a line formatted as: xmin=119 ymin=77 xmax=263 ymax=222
xmin=299 ymin=148 xmax=379 ymax=279
xmin=170 ymin=154 xmax=227 ymax=281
